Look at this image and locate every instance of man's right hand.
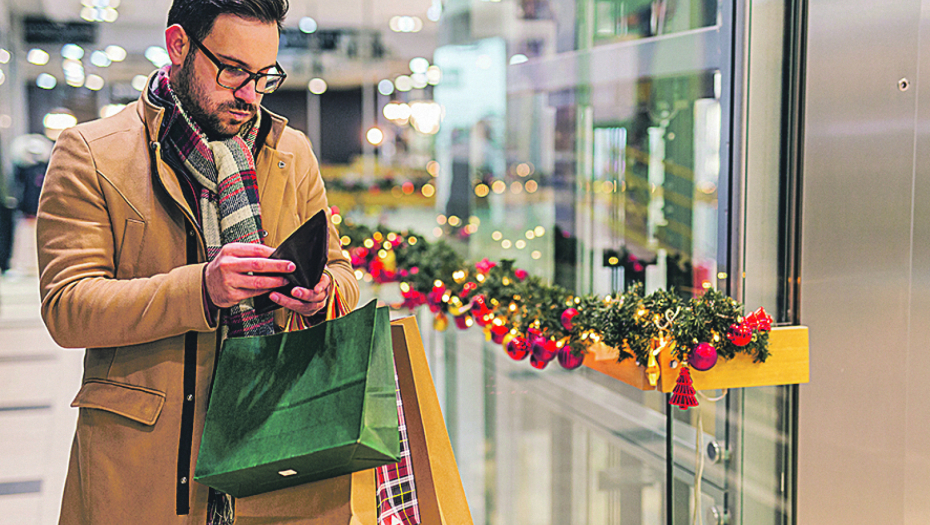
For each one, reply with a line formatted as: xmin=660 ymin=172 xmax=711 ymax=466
xmin=204 ymin=243 xmax=295 ymax=308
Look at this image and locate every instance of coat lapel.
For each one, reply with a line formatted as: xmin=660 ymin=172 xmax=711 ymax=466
xmin=255 ymin=146 xmax=294 ymax=246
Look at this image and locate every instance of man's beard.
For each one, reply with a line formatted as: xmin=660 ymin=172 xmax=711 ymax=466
xmin=173 ymin=53 xmax=257 ymax=140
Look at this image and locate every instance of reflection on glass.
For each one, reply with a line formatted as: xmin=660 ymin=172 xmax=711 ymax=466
xmin=592 ymin=0 xmax=718 ymax=44
xmin=340 ymin=0 xmax=790 ymax=522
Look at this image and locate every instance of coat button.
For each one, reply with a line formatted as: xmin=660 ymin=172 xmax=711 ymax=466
xmin=186 ymin=394 xmax=194 ymax=402
xmin=180 ymin=477 xmax=188 ymax=485
xmin=188 ymin=230 xmax=195 ymax=237
xmin=278 ymin=161 xmax=286 ymax=168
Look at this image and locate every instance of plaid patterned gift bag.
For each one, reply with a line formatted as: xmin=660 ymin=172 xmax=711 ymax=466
xmin=376 ymin=371 xmax=421 ymax=525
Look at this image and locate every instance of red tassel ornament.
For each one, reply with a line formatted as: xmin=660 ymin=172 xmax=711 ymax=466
xmin=669 ymin=367 xmax=699 ymax=410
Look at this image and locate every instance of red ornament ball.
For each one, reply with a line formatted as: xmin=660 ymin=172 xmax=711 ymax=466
xmin=560 ymin=308 xmax=579 ymax=331
xmin=529 ymin=355 xmax=550 ymax=370
xmin=506 ymin=336 xmax=530 ymax=361
xmin=690 ymin=343 xmax=718 ymax=371
xmin=557 ymin=345 xmax=584 ymax=370
xmin=532 ymin=337 xmax=558 ymax=362
xmin=727 ymin=323 xmax=752 ymax=346
xmin=453 ymin=315 xmax=472 ymax=330
xmin=490 ymin=324 xmax=509 ymax=344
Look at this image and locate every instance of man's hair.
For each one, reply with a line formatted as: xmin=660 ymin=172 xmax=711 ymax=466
xmin=167 ymin=0 xmax=288 ymax=42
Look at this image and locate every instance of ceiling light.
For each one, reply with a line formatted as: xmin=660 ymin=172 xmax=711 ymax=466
xmin=0 ymin=70 xmax=5 ymax=86
xmin=100 ymin=104 xmax=126 ymax=118
xmin=299 ymin=17 xmax=318 ymax=33
xmin=105 ymin=45 xmax=127 ymax=62
xmin=411 ymin=73 xmax=427 ymax=89
xmin=43 ymin=111 xmax=77 ymax=130
xmin=426 ymin=65 xmax=442 ymax=85
xmin=85 ymin=74 xmax=105 ymax=91
xmin=409 ymin=57 xmax=429 ymax=74
xmin=377 ymin=79 xmax=394 ymax=96
xmin=131 ymin=74 xmax=148 ymax=91
xmin=394 ymin=75 xmax=412 ymax=92
xmin=366 ymin=127 xmax=384 ymax=146
xmin=390 ymin=16 xmax=423 ymax=33
xmin=0 ymin=49 xmax=9 ymax=64
xmin=409 ymin=100 xmax=442 ymax=135
xmin=27 ymin=49 xmax=50 ymax=66
xmin=36 ymin=73 xmax=57 ymax=89
xmin=145 ymin=46 xmax=170 ymax=68
xmin=308 ymin=78 xmax=327 ymax=94
xmin=509 ymin=54 xmax=529 ymax=65
xmin=382 ymin=102 xmax=411 ymax=126
xmin=427 ymin=4 xmax=442 ymax=21
xmin=62 ymin=59 xmax=83 ymax=72
xmin=90 ymin=50 xmax=111 ymax=67
xmin=61 ymin=44 xmax=85 ymax=60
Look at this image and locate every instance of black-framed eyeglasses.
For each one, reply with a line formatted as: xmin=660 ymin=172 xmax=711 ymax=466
xmin=188 ymin=35 xmax=286 ymax=94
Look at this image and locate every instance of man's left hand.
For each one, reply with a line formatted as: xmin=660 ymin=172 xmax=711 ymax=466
xmin=270 ymin=270 xmax=332 ymax=317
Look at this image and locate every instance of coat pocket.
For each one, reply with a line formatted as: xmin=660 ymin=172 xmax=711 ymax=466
xmin=115 ymin=218 xmax=145 ymax=279
xmin=70 ymin=379 xmax=166 ymax=426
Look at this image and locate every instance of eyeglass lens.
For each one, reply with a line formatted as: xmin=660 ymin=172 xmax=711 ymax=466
xmin=218 ymin=68 xmax=284 ymax=94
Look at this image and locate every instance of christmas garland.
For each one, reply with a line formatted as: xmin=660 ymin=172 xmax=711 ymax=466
xmin=338 ymin=217 xmax=773 ymax=385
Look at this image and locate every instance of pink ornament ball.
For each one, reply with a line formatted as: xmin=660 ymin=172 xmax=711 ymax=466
xmin=557 ymin=345 xmax=584 ymax=370
xmin=532 ymin=337 xmax=558 ymax=362
xmin=453 ymin=315 xmax=471 ymax=330
xmin=690 ymin=342 xmax=718 ymax=371
xmin=560 ymin=308 xmax=579 ymax=331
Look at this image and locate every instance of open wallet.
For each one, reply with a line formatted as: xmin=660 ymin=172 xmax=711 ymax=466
xmin=251 ymin=210 xmax=329 ymax=315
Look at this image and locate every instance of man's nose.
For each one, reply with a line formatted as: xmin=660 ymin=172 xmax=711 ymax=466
xmin=234 ymin=80 xmax=259 ymax=105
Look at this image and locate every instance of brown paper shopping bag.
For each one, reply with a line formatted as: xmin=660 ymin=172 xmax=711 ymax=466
xmin=233 ymin=470 xmax=376 ymax=525
xmin=386 ymin=316 xmax=474 ymax=525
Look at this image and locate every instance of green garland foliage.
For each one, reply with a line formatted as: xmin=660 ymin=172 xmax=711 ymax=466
xmin=339 ymin=220 xmax=771 ymax=366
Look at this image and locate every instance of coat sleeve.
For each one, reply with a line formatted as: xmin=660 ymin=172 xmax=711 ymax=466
xmin=37 ymin=128 xmax=214 ymax=349
xmin=294 ymin=134 xmax=360 ymax=312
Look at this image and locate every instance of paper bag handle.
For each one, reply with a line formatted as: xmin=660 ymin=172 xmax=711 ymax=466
xmin=284 ymin=269 xmax=348 ymax=331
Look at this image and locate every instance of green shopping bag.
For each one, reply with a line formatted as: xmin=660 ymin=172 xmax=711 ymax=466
xmin=194 ymin=300 xmax=400 ymax=498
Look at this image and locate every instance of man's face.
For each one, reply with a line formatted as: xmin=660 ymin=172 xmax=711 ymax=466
xmin=173 ymin=15 xmax=279 ymax=138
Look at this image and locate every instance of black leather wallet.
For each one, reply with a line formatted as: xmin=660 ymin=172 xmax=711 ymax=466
xmin=252 ymin=210 xmax=329 ymax=315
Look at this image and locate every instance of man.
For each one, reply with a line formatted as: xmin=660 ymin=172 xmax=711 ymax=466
xmin=36 ymin=0 xmax=359 ymax=522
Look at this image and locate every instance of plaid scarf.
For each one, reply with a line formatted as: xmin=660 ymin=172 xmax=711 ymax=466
xmin=149 ymin=67 xmax=274 ymax=339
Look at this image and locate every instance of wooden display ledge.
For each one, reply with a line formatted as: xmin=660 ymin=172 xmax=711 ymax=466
xmin=582 ymin=326 xmax=809 ymax=393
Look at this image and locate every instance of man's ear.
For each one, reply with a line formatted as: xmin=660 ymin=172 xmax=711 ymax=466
xmin=165 ymin=24 xmax=190 ymax=67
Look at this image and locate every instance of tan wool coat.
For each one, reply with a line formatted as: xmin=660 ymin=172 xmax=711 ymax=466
xmin=37 ymin=88 xmax=359 ymax=524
